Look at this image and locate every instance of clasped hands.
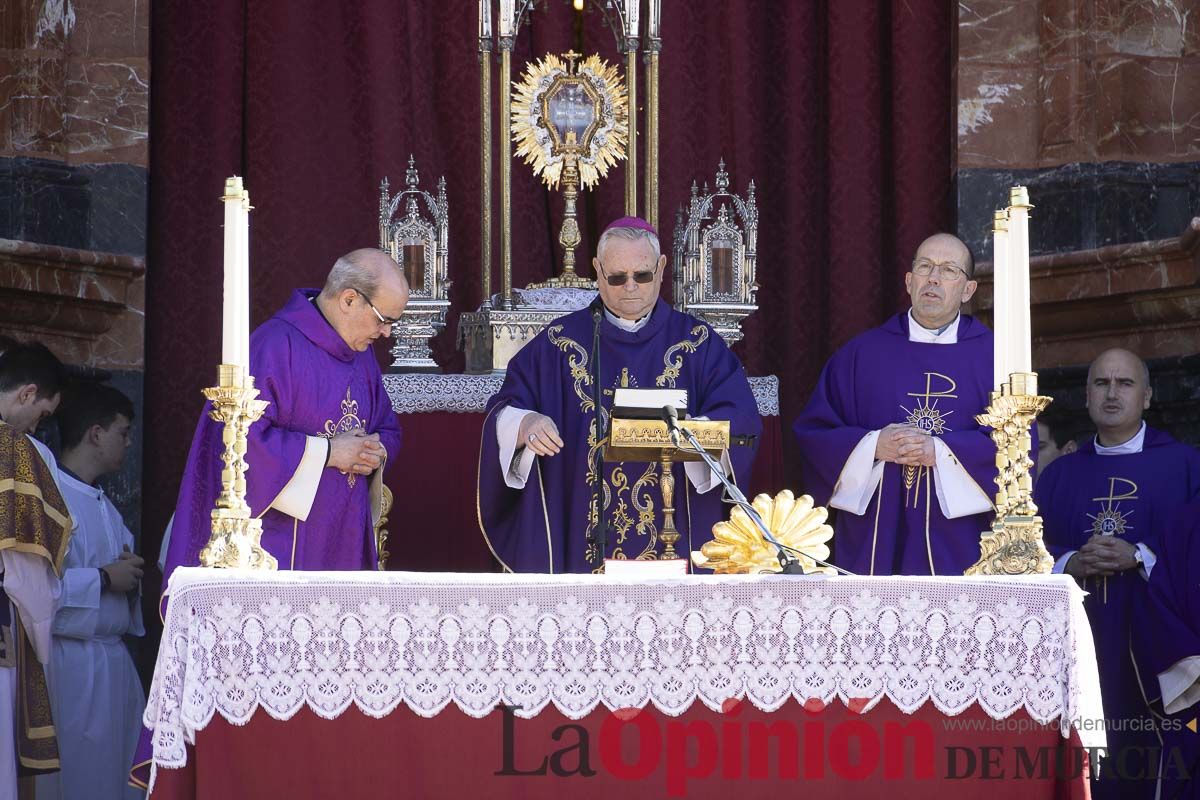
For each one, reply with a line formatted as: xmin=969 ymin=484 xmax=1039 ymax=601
xmin=327 ymin=428 xmax=387 ymax=475
xmin=874 ymin=423 xmax=936 ymax=467
xmin=1065 ymin=535 xmax=1139 ymax=579
xmin=101 ymin=546 xmax=144 ymax=594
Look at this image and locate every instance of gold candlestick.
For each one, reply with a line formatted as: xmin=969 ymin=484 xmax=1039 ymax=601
xmin=658 ymin=454 xmax=680 ymax=560
xmin=199 ymin=364 xmax=276 ymax=570
xmin=966 ymin=371 xmax=1053 ymax=576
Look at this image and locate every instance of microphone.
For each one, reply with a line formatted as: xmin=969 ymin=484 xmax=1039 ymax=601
xmin=588 ymin=293 xmax=607 ymax=564
xmin=660 ymin=404 xmax=682 ymax=447
xmin=661 ymin=409 xmax=855 ymax=577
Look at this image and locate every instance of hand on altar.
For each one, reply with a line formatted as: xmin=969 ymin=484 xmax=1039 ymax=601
xmin=1079 ymin=535 xmax=1138 ymax=574
xmin=875 ymin=424 xmax=930 ymax=465
xmin=517 ymin=413 xmax=564 ymax=457
xmin=328 ymin=428 xmax=383 ymax=475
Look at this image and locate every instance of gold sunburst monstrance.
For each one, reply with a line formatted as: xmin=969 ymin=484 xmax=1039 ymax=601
xmin=512 ymin=51 xmax=628 ymax=287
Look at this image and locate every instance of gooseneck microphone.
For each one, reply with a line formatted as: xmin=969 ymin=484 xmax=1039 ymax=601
xmin=588 ymin=297 xmax=607 ymax=565
xmin=660 ymin=405 xmax=855 ymax=576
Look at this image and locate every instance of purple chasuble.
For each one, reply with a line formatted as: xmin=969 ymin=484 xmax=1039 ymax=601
xmin=477 ymin=299 xmax=761 ymax=573
xmin=1134 ymin=500 xmax=1200 ymax=800
xmin=1035 ymin=429 xmax=1200 ymax=798
xmin=792 ymin=312 xmax=998 ymax=576
xmin=162 ymin=288 xmax=402 ymax=580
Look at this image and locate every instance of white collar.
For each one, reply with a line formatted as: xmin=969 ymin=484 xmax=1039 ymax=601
xmin=1094 ymin=421 xmax=1146 ymax=455
xmin=58 ymin=465 xmax=103 ymax=498
xmin=604 ymin=305 xmax=652 ymax=332
xmin=907 ymin=309 xmax=960 ymax=344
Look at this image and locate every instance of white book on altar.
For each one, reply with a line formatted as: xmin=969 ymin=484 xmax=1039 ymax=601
xmin=603 ymin=558 xmax=688 ymax=579
xmin=612 ymin=388 xmax=687 ymax=420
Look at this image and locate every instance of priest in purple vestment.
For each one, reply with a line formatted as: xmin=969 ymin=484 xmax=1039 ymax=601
xmin=1035 ymin=348 xmax=1200 ymax=799
xmin=792 ymin=233 xmax=1000 ymax=576
xmin=477 ymin=217 xmax=761 ymax=573
xmin=1134 ymin=499 xmax=1200 ymax=800
xmin=161 ymin=249 xmax=406 ymax=581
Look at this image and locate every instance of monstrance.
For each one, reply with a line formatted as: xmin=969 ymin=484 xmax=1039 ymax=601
xmin=511 ymin=51 xmax=628 ymax=288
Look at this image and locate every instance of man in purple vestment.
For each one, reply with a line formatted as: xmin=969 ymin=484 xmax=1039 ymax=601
xmin=477 ymin=217 xmax=761 ymax=573
xmin=161 ymin=249 xmax=406 ymax=580
xmin=792 ymin=233 xmax=1001 ymax=576
xmin=1035 ymin=348 xmax=1200 ymax=799
xmin=1134 ymin=499 xmax=1200 ymax=800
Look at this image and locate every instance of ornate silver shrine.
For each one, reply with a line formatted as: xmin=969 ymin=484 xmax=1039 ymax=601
xmin=671 ymin=158 xmax=759 ymax=344
xmin=379 ymin=155 xmax=451 ymax=372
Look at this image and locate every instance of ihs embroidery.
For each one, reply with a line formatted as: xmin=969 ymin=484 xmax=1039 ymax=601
xmin=1087 ymin=477 xmax=1137 ymax=538
xmin=322 ymin=387 xmax=365 ymax=487
xmin=1086 ymin=477 xmax=1138 ymax=603
xmin=900 ymin=372 xmax=957 ymax=507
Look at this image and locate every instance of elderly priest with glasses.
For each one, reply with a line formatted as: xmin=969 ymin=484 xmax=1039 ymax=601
xmin=161 ymin=249 xmax=406 ymax=579
xmin=792 ymin=233 xmax=1001 ymax=576
xmin=478 ymin=217 xmax=762 ymax=573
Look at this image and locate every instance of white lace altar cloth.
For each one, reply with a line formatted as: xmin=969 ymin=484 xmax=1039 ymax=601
xmin=385 ymin=373 xmax=780 ymax=416
xmin=144 ymin=569 xmax=1102 ymax=783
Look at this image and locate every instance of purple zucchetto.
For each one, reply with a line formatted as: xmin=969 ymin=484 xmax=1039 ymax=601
xmin=602 ymin=216 xmax=659 ymax=240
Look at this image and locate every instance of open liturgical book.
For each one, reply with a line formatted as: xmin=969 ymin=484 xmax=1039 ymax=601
xmin=612 ymin=387 xmax=687 ymax=420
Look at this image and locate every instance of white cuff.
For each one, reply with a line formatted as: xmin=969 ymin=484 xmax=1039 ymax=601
xmin=1053 ymin=550 xmax=1077 ymax=575
xmin=931 ymin=438 xmax=994 ymax=518
xmin=1135 ymin=542 xmax=1156 ymax=579
xmin=270 ymin=435 xmax=326 ymax=521
xmin=684 ymin=450 xmax=734 ymax=494
xmin=1159 ymin=655 xmax=1200 ymax=715
xmin=497 ymin=406 xmax=537 ymax=489
xmin=829 ymin=431 xmax=885 ymax=515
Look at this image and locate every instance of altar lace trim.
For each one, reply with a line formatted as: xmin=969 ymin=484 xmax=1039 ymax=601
xmin=384 ymin=373 xmax=780 ymax=416
xmin=144 ymin=571 xmax=1100 ymax=780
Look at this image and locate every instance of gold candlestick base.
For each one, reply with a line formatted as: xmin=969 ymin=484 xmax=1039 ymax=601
xmin=967 ymin=371 xmax=1053 ymax=576
xmin=967 ymin=516 xmax=1052 ymax=576
xmin=199 ymin=365 xmax=276 ymax=570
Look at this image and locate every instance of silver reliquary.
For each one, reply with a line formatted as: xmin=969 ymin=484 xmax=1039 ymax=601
xmin=671 ymin=158 xmax=759 ymax=344
xmin=379 ymin=155 xmax=451 ymax=372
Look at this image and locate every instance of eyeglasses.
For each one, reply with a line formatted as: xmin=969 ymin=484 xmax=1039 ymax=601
xmin=353 ymin=288 xmax=402 ymax=326
xmin=912 ymin=259 xmax=969 ymax=282
xmin=598 ymin=262 xmax=659 ymax=287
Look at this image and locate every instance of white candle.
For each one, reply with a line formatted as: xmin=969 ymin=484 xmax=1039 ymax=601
xmin=991 ymin=209 xmax=1010 ymax=392
xmin=221 ymin=176 xmax=250 ymax=375
xmin=498 ymin=0 xmax=513 ymax=37
xmin=238 ymin=186 xmax=251 ymax=371
xmin=1008 ymin=186 xmax=1032 ymax=374
xmin=479 ymin=0 xmax=492 ymax=39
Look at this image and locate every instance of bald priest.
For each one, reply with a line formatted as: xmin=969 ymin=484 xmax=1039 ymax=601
xmin=793 ymin=233 xmax=1011 ymax=576
xmin=161 ymin=249 xmax=406 ymax=579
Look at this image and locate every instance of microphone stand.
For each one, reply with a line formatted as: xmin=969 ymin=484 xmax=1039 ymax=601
xmin=662 ymin=408 xmax=855 ymax=577
xmin=589 ymin=304 xmax=608 ymax=566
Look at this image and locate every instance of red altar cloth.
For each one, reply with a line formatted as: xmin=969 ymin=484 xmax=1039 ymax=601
xmin=384 ymin=411 xmax=785 ymax=573
xmin=147 ymin=699 xmax=1090 ymax=799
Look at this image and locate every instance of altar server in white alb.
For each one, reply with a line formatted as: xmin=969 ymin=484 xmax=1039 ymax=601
xmin=37 ymin=384 xmax=146 ymax=800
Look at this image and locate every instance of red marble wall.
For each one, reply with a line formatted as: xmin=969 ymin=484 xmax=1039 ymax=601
xmin=958 ymin=0 xmax=1200 ymax=169
xmin=957 ymin=0 xmax=1200 ymax=367
xmin=1 ymin=0 xmax=148 ymax=370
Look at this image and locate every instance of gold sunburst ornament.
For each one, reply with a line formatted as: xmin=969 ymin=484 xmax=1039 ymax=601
xmin=692 ymin=491 xmax=836 ymax=575
xmin=511 ymin=51 xmax=628 ymax=189
xmin=512 ymin=52 xmax=628 ymax=288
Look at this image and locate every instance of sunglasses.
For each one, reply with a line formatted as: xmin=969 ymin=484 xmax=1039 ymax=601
xmin=598 ymin=262 xmax=659 ymax=286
